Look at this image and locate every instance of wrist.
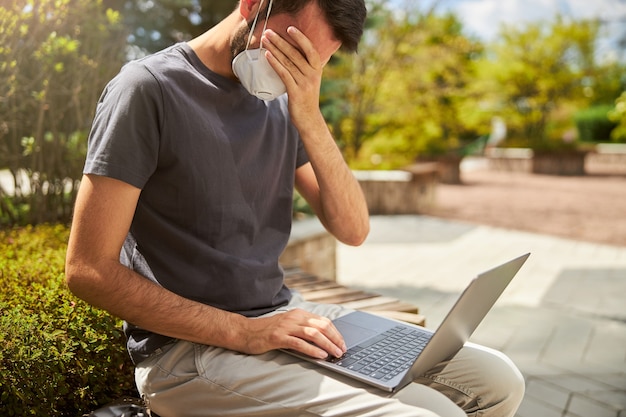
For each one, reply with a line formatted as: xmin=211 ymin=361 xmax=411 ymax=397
xmin=293 ymin=109 xmax=327 ymax=140
xmin=225 ymin=313 xmax=257 ymax=354
xmin=224 ymin=313 xmax=248 ymax=352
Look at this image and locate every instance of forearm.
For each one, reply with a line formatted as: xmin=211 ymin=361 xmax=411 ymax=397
xmin=298 ymin=112 xmax=370 ymax=246
xmin=261 ymin=27 xmax=368 ymax=244
xmin=66 ymin=259 xmax=247 ymax=351
xmin=66 ymin=177 xmax=346 ymax=359
xmin=66 ymin=258 xmax=345 ymax=358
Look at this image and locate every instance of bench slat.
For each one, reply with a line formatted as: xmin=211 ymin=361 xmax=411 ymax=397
xmin=284 ymin=268 xmax=425 ymax=326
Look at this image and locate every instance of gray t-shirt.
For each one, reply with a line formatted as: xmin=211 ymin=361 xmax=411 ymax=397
xmin=84 ymin=43 xmax=308 ymax=363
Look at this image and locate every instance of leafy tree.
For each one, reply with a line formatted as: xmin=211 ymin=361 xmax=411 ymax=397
xmin=324 ymin=2 xmax=483 ymax=169
xmin=609 ymin=91 xmax=626 ymax=142
xmin=104 ymin=0 xmax=238 ymax=54
xmin=374 ymin=12 xmax=483 ymax=161
xmin=478 ymin=16 xmax=619 ymax=150
xmin=0 ymin=0 xmax=127 ymax=225
xmin=322 ymin=1 xmax=399 ymax=162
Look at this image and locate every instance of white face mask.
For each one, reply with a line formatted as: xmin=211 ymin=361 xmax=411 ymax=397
xmin=232 ymin=0 xmax=287 ymax=101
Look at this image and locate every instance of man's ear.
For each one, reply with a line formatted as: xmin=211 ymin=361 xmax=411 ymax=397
xmin=239 ymin=0 xmax=262 ymax=19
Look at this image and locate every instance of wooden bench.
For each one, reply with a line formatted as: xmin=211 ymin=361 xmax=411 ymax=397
xmin=284 ymin=267 xmax=426 ymax=326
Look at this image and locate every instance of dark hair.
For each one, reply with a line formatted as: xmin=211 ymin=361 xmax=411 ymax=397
xmin=270 ymin=0 xmax=366 ymax=52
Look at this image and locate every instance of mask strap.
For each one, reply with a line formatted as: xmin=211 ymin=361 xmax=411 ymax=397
xmin=245 ymin=0 xmax=274 ymax=51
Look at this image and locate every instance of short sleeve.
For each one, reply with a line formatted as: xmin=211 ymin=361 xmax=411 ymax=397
xmin=295 ymin=136 xmax=309 ymax=168
xmin=84 ymin=62 xmax=163 ymax=189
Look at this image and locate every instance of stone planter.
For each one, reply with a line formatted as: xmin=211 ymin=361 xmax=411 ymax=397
xmin=586 ymin=143 xmax=626 ymax=175
xmin=280 ymin=218 xmax=336 ymax=281
xmin=486 ymin=148 xmax=533 ymax=172
xmin=418 ymin=155 xmax=464 ymax=184
xmin=353 ymin=164 xmax=439 ymax=215
xmin=531 ymin=150 xmax=588 ymax=176
xmin=435 ymin=155 xmax=463 ymax=184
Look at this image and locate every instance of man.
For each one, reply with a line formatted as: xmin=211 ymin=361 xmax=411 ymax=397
xmin=65 ymin=0 xmax=525 ymax=415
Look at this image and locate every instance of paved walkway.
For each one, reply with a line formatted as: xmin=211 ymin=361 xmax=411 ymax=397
xmin=337 ymin=215 xmax=626 ymax=417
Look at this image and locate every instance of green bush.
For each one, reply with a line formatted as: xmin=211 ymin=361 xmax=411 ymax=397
xmin=608 ymin=92 xmax=626 ymax=142
xmin=574 ymin=105 xmax=618 ymax=142
xmin=0 ymin=225 xmax=136 ymax=416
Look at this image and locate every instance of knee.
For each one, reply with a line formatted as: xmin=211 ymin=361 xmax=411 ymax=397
xmin=470 ymin=344 xmax=525 ymax=416
xmin=493 ymin=351 xmax=525 ymax=408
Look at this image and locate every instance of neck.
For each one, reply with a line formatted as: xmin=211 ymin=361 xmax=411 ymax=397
xmin=187 ymin=11 xmax=240 ymax=80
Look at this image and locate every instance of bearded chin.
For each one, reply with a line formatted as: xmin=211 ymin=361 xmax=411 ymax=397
xmin=230 ymin=21 xmax=253 ymax=60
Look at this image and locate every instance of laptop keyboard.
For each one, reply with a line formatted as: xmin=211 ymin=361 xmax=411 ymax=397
xmin=327 ymin=325 xmax=432 ymax=381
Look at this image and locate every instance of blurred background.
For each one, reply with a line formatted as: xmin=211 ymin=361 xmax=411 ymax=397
xmin=1 ymin=0 xmax=625 ymax=226
xmin=1 ymin=1 xmax=625 ymax=415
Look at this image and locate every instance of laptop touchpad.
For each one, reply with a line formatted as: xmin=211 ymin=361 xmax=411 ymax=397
xmin=334 ymin=318 xmax=378 ymax=348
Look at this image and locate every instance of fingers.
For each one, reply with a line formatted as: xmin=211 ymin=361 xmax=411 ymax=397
xmin=279 ymin=309 xmax=346 ymax=359
xmin=262 ymin=28 xmax=321 ymax=85
xmin=246 ymin=309 xmax=347 ymax=359
xmin=285 ymin=26 xmax=321 ymax=69
xmin=295 ymin=314 xmax=347 ymax=358
xmin=261 ymin=27 xmax=323 ymax=126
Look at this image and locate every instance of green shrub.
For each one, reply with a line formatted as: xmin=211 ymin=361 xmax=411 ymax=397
xmin=0 ymin=224 xmax=136 ymax=416
xmin=608 ymin=92 xmax=626 ymax=142
xmin=574 ymin=105 xmax=618 ymax=142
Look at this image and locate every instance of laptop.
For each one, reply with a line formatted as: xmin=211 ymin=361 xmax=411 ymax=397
xmin=284 ymin=253 xmax=529 ymax=393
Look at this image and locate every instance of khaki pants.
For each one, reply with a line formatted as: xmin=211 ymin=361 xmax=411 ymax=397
xmin=136 ymin=294 xmax=524 ymax=417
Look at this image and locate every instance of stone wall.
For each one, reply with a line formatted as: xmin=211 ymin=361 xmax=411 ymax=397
xmin=280 ymin=218 xmax=336 ymax=281
xmin=486 ymin=148 xmax=533 ymax=172
xmin=487 ymin=145 xmax=626 ymax=175
xmin=353 ymin=163 xmax=439 ymax=215
xmin=587 ymin=144 xmax=626 ymax=174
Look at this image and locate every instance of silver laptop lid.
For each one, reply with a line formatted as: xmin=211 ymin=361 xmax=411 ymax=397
xmin=395 ymin=252 xmax=530 ymax=390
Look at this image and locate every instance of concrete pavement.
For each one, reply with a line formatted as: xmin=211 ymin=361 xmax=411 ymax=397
xmin=337 ymin=215 xmax=626 ymax=417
